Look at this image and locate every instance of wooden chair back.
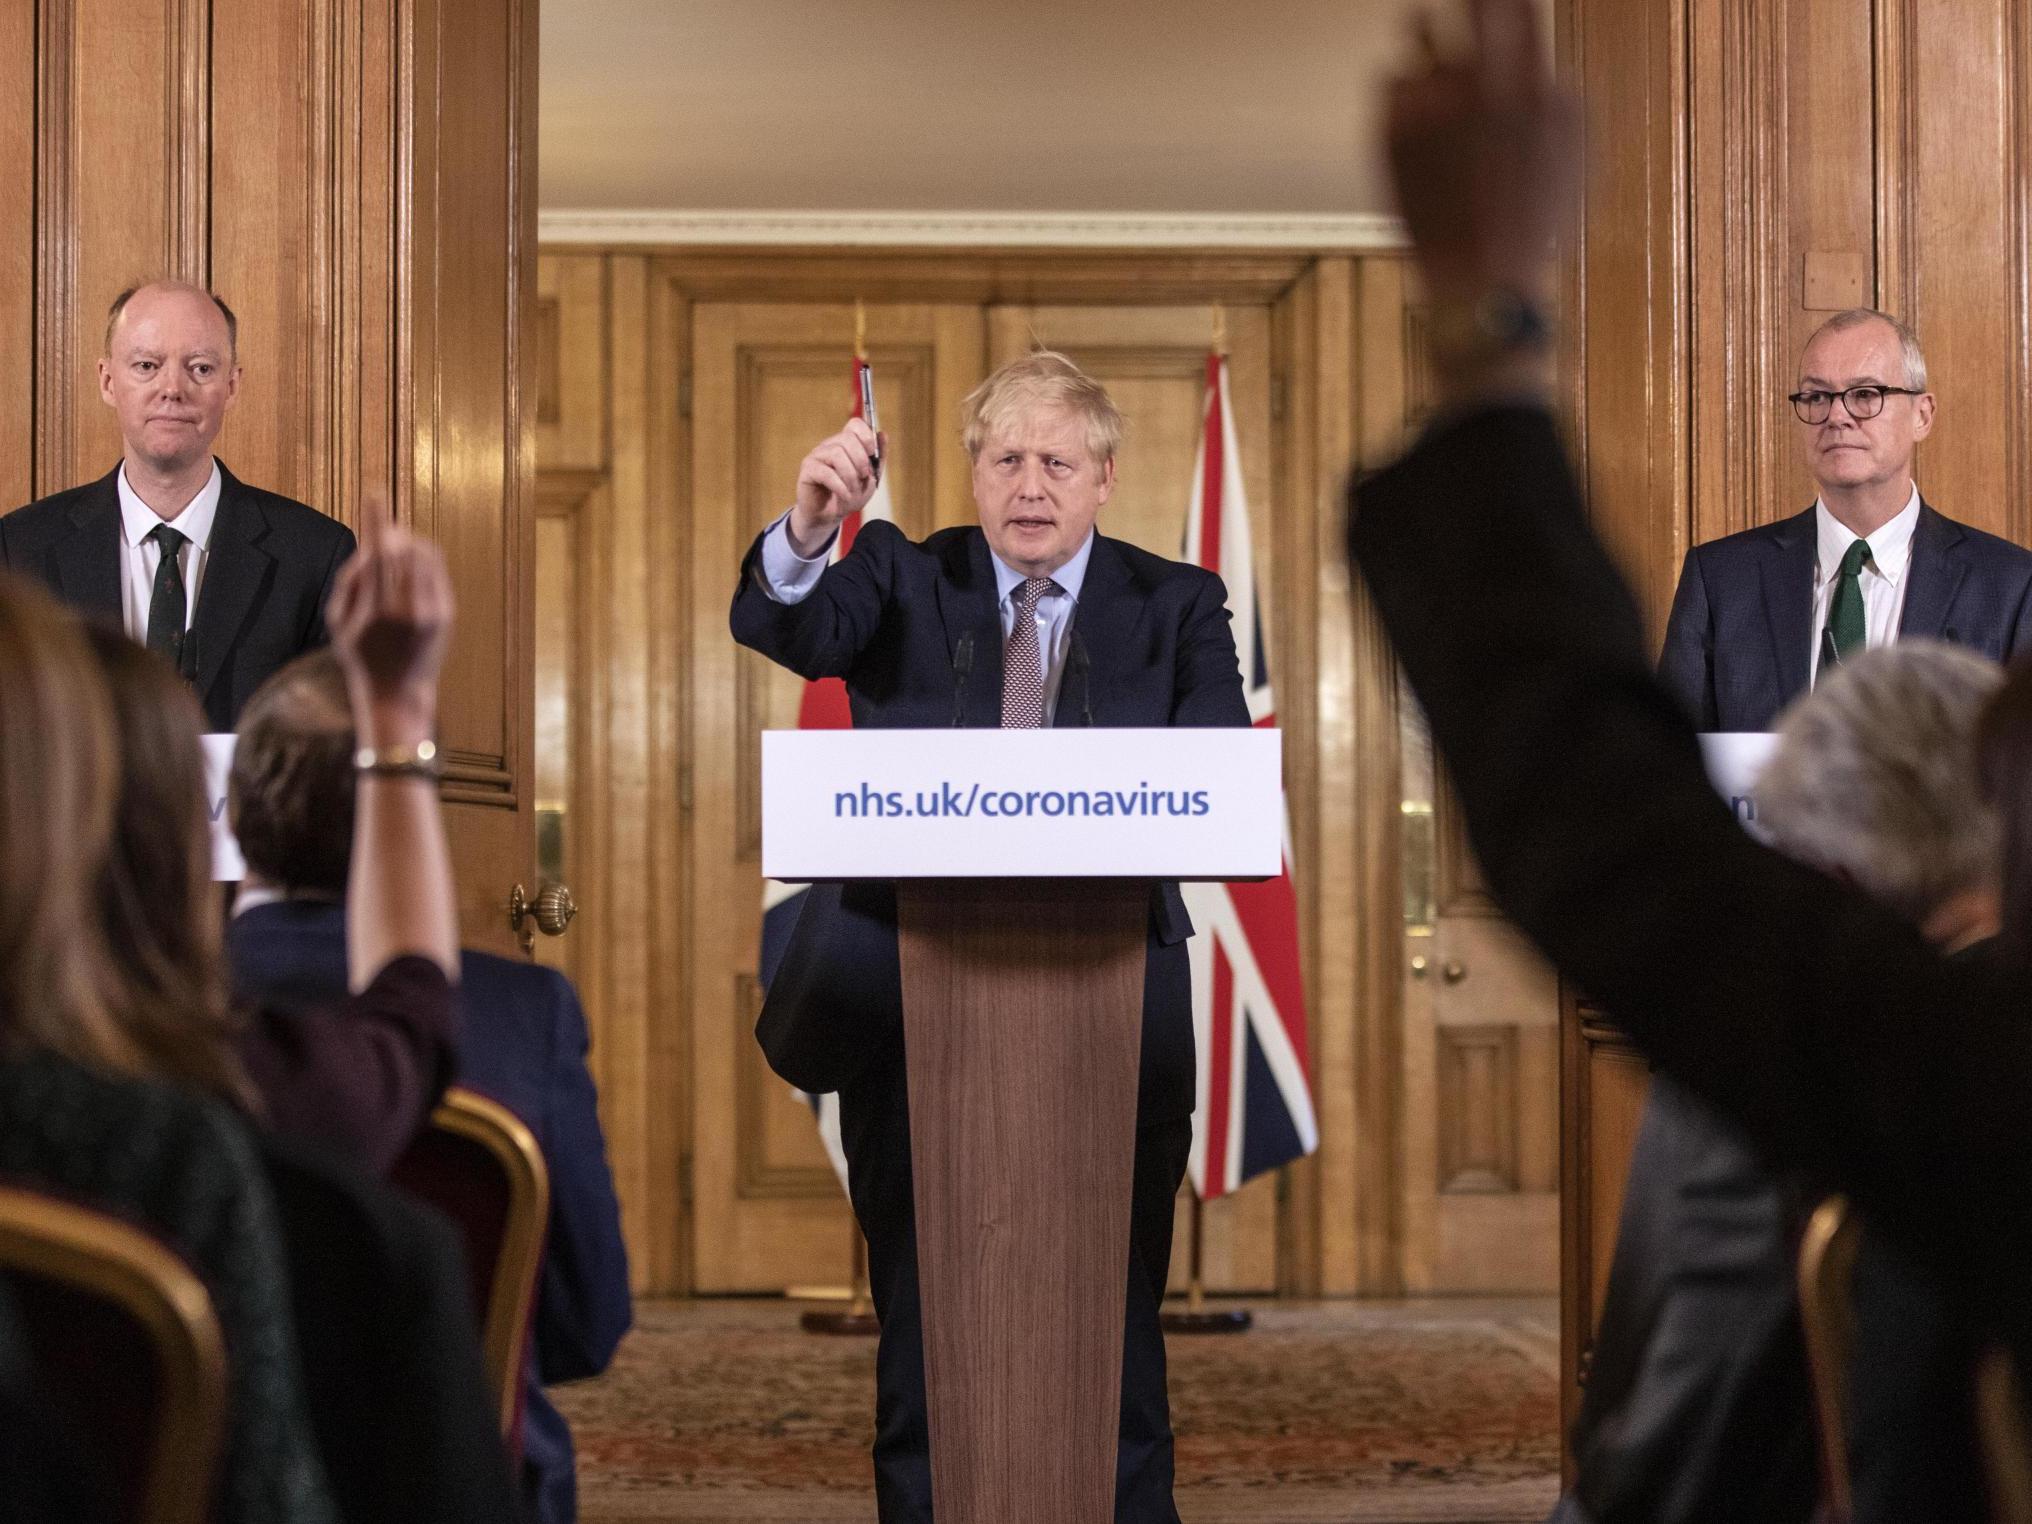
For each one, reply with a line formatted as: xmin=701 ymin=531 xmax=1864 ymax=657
xmin=389 ymin=1086 xmax=549 ymax=1440
xmin=0 ymin=1184 xmax=229 ymax=1524
xmin=1798 ymin=1193 xmax=1862 ymax=1523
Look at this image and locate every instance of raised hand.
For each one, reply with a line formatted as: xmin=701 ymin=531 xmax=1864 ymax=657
xmin=327 ymin=522 xmax=453 ymax=736
xmin=1385 ymin=0 xmax=1580 ymax=400
xmin=788 ymin=417 xmax=886 ymax=555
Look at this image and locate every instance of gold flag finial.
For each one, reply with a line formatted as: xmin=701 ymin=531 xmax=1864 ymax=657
xmin=854 ymin=299 xmax=867 ymax=360
xmin=1211 ymin=303 xmax=1228 ymax=357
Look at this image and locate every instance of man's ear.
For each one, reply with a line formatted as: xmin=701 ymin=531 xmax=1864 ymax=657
xmin=1096 ymin=456 xmax=1116 ymax=506
xmin=1911 ymin=390 xmax=1937 ymax=442
xmin=97 ymin=358 xmax=115 ymax=408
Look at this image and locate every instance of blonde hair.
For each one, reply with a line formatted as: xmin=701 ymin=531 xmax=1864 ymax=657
xmin=960 ymin=350 xmax=1123 ymax=467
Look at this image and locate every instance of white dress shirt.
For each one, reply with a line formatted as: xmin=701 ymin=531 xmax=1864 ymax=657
xmin=758 ymin=511 xmax=1098 ymax=721
xmin=1808 ymin=482 xmax=1920 ymax=683
xmin=117 ymin=460 xmax=222 ymax=645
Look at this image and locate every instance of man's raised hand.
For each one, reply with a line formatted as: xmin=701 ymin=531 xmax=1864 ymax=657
xmin=789 ymin=417 xmax=886 ymax=557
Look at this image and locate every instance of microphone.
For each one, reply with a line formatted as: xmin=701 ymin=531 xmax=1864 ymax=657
xmin=1067 ymin=629 xmax=1095 ymax=727
xmin=949 ymin=632 xmax=975 ymax=727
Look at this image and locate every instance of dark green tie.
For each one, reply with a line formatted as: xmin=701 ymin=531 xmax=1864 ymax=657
xmin=1818 ymin=537 xmax=1874 ymax=676
xmin=145 ymin=523 xmax=189 ymax=669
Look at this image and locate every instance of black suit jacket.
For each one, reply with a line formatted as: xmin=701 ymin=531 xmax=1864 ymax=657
xmin=1349 ymin=407 xmax=2032 ymax=1383
xmin=0 ymin=461 xmax=356 ymax=730
xmin=730 ymin=518 xmax=1250 ymax=1123
xmin=1658 ymin=500 xmax=2032 ymax=730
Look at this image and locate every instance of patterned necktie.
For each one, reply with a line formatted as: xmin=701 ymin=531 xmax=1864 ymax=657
xmin=1000 ymin=576 xmax=1057 ymax=728
xmin=1818 ymin=537 xmax=1874 ymax=676
xmin=145 ymin=524 xmax=190 ymax=669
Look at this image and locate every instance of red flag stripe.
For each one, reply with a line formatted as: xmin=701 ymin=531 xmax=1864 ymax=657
xmin=1203 ymin=939 xmax=1236 ymax=1193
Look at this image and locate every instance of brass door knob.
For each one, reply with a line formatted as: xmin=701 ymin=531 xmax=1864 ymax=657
xmin=1442 ymin=960 xmax=1467 ymax=984
xmin=509 ymin=882 xmax=577 ymax=953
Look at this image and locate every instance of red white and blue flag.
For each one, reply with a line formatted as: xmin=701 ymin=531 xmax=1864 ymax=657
xmin=1180 ymin=353 xmax=1319 ymax=1200
xmin=757 ymin=358 xmax=893 ymax=1190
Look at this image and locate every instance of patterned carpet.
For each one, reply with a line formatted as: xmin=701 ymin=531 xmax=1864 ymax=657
xmin=558 ymin=1298 xmax=1561 ymax=1524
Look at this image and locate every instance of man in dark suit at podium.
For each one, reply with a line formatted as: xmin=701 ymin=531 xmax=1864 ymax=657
xmin=731 ymin=350 xmax=1249 ymax=1523
xmin=1571 ymin=311 xmax=2032 ymax=1522
xmin=0 ymin=279 xmax=355 ymax=730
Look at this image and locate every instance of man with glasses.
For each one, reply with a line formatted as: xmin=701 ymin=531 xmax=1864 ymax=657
xmin=1558 ymin=308 xmax=2032 ymax=1524
xmin=1659 ymin=307 xmax=2032 ymax=726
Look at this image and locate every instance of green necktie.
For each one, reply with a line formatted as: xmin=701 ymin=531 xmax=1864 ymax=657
xmin=145 ymin=523 xmax=189 ymax=670
xmin=1818 ymin=537 xmax=1874 ymax=676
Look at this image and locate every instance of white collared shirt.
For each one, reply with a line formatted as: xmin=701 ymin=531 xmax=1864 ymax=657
xmin=1809 ymin=482 xmax=1920 ymax=683
xmin=759 ymin=512 xmax=1097 ymax=721
xmin=116 ymin=460 xmax=222 ymax=645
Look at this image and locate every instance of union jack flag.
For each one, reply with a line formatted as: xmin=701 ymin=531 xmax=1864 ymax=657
xmin=1180 ymin=353 xmax=1319 ymax=1200
xmin=757 ymin=357 xmax=892 ymax=1191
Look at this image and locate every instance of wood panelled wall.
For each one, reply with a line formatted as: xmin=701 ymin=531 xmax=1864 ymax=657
xmin=0 ymin=0 xmax=540 ymax=953
xmin=533 ymin=248 xmax=1541 ymax=1299
xmin=1558 ymin=0 xmax=2032 ymax=1450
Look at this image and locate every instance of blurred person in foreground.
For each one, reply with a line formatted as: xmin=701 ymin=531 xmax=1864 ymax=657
xmin=226 ymin=646 xmax=632 ymax=1524
xmin=1345 ymin=0 xmax=2032 ymax=1486
xmin=1557 ymin=641 xmax=2002 ymax=1523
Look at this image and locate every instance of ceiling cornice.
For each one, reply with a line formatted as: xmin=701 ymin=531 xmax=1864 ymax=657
xmin=538 ymin=207 xmax=1407 ymax=250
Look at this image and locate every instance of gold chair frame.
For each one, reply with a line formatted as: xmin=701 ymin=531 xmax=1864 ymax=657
xmin=0 ymin=1183 xmax=229 ymax=1524
xmin=425 ymin=1087 xmax=551 ymax=1435
xmin=1798 ymin=1193 xmax=1862 ymax=1523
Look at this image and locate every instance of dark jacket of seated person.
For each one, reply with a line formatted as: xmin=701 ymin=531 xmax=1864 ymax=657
xmin=229 ymin=898 xmax=632 ymax=1524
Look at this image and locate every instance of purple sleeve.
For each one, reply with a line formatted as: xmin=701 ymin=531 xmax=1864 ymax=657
xmin=239 ymin=955 xmax=459 ymax=1174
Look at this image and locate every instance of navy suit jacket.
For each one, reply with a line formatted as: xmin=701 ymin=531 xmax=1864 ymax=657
xmin=0 ymin=461 xmax=356 ymax=731
xmin=730 ymin=518 xmax=1250 ymax=1124
xmin=227 ymin=901 xmax=631 ymax=1524
xmin=1658 ymin=500 xmax=2032 ymax=730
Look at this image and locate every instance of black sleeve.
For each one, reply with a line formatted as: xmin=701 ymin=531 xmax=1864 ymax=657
xmin=1347 ymin=405 xmax=2032 ymax=1353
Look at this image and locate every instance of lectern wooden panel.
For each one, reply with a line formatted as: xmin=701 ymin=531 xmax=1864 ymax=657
xmin=896 ymin=879 xmax=1148 ymax=1524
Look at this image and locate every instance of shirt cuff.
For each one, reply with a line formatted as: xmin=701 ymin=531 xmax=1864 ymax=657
xmin=758 ymin=509 xmax=836 ymax=606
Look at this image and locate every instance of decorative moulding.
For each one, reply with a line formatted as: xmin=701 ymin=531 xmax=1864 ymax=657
xmin=537 ymin=207 xmax=1407 ymax=250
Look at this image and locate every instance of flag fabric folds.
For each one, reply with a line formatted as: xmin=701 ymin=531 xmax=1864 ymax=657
xmin=1180 ymin=353 xmax=1319 ymax=1201
xmin=757 ymin=358 xmax=892 ymax=1191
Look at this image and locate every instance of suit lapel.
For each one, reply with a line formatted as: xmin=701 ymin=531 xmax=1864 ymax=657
xmin=1759 ymin=507 xmax=1816 ymax=708
xmin=1898 ymin=501 xmax=1968 ymax=642
xmin=190 ymin=465 xmax=273 ymax=707
xmin=933 ymin=530 xmax=1004 ymax=727
xmin=1056 ymin=535 xmax=1136 ymax=728
xmin=52 ymin=467 xmax=125 ymax=623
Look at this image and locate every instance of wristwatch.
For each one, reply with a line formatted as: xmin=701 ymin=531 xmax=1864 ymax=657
xmin=354 ymin=738 xmax=442 ymax=780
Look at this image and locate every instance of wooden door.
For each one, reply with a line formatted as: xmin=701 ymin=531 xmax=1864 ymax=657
xmin=1399 ymin=712 xmax=1560 ymax=1293
xmin=687 ymin=299 xmax=984 ymax=1292
xmin=984 ymin=303 xmax=1283 ymax=1295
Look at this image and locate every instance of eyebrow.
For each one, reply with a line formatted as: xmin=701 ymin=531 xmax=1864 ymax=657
xmin=1798 ymin=372 xmax=1897 ymax=389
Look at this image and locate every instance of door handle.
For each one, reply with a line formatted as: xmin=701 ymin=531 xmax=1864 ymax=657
xmin=509 ymin=882 xmax=577 ymax=955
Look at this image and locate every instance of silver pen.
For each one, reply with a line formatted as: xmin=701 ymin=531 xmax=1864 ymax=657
xmin=859 ymin=363 xmax=881 ymax=478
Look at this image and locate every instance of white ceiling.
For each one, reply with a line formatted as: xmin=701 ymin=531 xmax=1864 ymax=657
xmin=538 ymin=0 xmax=1438 ymax=217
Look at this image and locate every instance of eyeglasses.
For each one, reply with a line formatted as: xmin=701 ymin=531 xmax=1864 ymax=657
xmin=1787 ymin=385 xmax=1923 ymax=424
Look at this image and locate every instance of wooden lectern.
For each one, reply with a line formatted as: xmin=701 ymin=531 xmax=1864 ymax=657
xmin=760 ymin=726 xmax=1283 ymax=1523
xmin=897 ymin=878 xmax=1148 ymax=1522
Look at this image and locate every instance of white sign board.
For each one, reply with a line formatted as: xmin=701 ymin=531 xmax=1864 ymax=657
xmin=1698 ymin=732 xmax=1778 ymax=839
xmin=762 ymin=728 xmax=1282 ymax=881
xmin=202 ymin=733 xmax=245 ymax=882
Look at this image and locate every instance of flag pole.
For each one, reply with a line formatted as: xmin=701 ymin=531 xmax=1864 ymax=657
xmin=854 ymin=297 xmax=868 ymax=361
xmin=800 ymin=1215 xmax=880 ymax=1336
xmin=1160 ymin=1188 xmax=1251 ymax=1333
xmin=1211 ymin=302 xmax=1228 ymax=358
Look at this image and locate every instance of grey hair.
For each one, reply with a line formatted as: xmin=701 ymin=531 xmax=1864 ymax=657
xmin=1806 ymin=308 xmax=1929 ymax=392
xmin=1755 ymin=641 xmax=2001 ymax=922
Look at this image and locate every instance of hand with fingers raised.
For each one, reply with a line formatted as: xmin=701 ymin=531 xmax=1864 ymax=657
xmin=788 ymin=416 xmax=887 ymax=557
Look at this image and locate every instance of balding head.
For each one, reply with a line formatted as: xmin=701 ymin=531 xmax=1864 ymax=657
xmin=104 ymin=280 xmax=237 ymax=359
xmin=97 ymin=280 xmax=243 ymax=489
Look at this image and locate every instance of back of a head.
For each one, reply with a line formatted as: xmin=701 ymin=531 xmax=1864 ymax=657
xmin=960 ymin=349 xmax=1123 ymax=466
xmin=229 ymin=649 xmax=355 ymax=896
xmin=0 ymin=576 xmax=127 ymax=1070
xmin=1757 ymin=641 xmax=2003 ymax=925
xmin=80 ymin=625 xmax=247 ymax=1103
xmin=1977 ymin=658 xmax=2032 ymax=967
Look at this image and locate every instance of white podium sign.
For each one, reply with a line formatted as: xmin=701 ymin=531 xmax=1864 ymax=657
xmin=1698 ymin=732 xmax=1778 ymax=838
xmin=762 ymin=728 xmax=1282 ymax=881
xmin=202 ymin=733 xmax=245 ymax=882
